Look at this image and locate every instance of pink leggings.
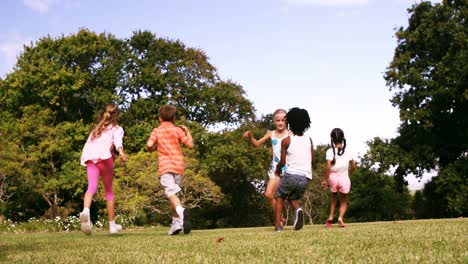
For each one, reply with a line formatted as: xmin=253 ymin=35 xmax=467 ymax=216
xmin=86 ymin=158 xmax=114 ymax=201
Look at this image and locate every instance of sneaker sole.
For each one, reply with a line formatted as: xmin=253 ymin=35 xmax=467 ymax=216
xmin=169 ymin=228 xmax=182 ymax=236
xmin=294 ymin=210 xmax=304 ymax=231
xmin=110 ymin=227 xmax=122 ymax=234
xmin=79 ymin=213 xmax=92 ymax=235
xmin=183 ymin=209 xmax=192 ymax=234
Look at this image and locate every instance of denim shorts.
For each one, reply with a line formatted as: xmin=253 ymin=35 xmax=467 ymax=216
xmin=275 ymin=173 xmax=310 ymax=200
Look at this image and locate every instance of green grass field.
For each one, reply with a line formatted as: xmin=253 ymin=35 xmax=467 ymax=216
xmin=1 ymin=218 xmax=466 ymax=263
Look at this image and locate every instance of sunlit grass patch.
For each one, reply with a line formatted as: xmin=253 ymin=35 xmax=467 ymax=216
xmin=0 ymin=218 xmax=466 ymax=263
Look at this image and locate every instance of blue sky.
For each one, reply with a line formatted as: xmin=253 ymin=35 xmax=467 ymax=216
xmin=0 ymin=0 xmax=440 ymax=189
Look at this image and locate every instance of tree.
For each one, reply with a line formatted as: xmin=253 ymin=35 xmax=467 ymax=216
xmin=120 ymin=30 xmax=255 ymax=128
xmin=301 ymin=144 xmax=328 ymax=224
xmin=383 ymin=0 xmax=467 ymax=175
xmin=419 ymin=158 xmax=468 ymax=217
xmin=0 ymin=29 xmax=126 ymax=122
xmin=365 ymin=1 xmax=467 ymax=219
xmin=346 ymin=168 xmax=411 ymax=222
xmin=0 ymin=28 xmax=257 ymax=224
xmin=113 ymin=149 xmax=223 ymax=225
xmin=15 ymin=106 xmax=87 ymax=218
xmin=0 ymin=122 xmax=31 ymax=206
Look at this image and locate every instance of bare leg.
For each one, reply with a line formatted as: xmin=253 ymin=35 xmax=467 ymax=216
xmin=265 ymin=178 xmax=281 ymax=211
xmin=338 ymin=193 xmax=348 ymax=227
xmin=275 ymin=197 xmax=284 ymax=229
xmin=168 ymin=195 xmax=182 ymax=218
xmin=105 ymin=200 xmax=115 ymax=221
xmin=328 ymin=192 xmax=337 ymax=221
xmin=83 ymin=192 xmax=93 ymax=209
xmin=289 ymin=199 xmax=300 ymax=210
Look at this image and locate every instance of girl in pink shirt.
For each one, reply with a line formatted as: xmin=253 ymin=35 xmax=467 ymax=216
xmin=79 ymin=103 xmax=127 ymax=235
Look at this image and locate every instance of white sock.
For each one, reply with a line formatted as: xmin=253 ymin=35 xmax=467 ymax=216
xmin=82 ymin=208 xmax=90 ymax=215
xmin=109 ymin=220 xmax=116 ymax=228
xmin=175 ymin=205 xmax=184 ymax=218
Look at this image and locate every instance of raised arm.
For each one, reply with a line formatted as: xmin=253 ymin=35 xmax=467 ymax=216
xmin=146 ymin=129 xmax=158 ymax=153
xmin=243 ymin=131 xmax=271 ymax=147
xmin=179 ymin=125 xmax=194 ymax=149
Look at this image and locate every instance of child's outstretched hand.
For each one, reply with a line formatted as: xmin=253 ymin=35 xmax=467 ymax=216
xmin=179 ymin=125 xmax=190 ymax=134
xmin=275 ymin=166 xmax=283 ymax=178
xmin=118 ymin=148 xmax=127 ymax=162
xmin=243 ymin=131 xmax=251 ymax=138
xmin=321 ymin=180 xmax=328 ymax=190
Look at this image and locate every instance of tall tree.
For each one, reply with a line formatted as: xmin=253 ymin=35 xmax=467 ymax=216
xmin=121 ymin=30 xmax=255 ymax=128
xmin=0 ymin=29 xmax=126 ymax=122
xmin=383 ymin=0 xmax=467 ymax=175
xmin=0 ymin=28 xmax=257 ymax=223
xmin=365 ymin=0 xmax=467 ymax=218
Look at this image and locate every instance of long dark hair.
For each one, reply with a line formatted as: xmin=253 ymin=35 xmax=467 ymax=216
xmin=330 ymin=128 xmax=346 ymax=165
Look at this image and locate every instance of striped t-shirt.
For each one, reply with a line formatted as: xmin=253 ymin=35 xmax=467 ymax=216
xmin=149 ymin=121 xmax=191 ymax=176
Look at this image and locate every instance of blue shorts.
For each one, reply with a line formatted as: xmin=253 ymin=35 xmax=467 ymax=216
xmin=275 ymin=173 xmax=310 ymax=201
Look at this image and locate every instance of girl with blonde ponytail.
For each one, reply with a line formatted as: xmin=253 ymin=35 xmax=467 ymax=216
xmin=79 ymin=103 xmax=127 ymax=235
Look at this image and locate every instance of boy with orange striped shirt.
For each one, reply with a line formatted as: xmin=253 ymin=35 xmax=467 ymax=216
xmin=147 ymin=105 xmax=194 ymax=235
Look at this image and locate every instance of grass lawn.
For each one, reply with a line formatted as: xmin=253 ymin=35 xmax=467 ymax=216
xmin=0 ymin=218 xmax=466 ymax=263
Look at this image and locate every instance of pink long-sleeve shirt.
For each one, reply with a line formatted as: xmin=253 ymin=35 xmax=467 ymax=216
xmin=80 ymin=125 xmax=124 ymax=166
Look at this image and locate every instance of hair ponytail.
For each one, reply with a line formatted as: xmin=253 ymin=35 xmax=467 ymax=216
xmin=331 ymin=139 xmax=336 ymax=165
xmin=330 ymin=128 xmax=346 ymax=165
xmin=91 ymin=103 xmax=120 ymax=140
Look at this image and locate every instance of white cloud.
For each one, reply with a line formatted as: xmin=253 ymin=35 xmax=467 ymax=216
xmin=0 ymin=33 xmax=31 ymax=75
xmin=285 ymin=0 xmax=369 ymax=6
xmin=23 ymin=0 xmax=54 ymax=14
xmin=22 ymin=0 xmax=80 ymax=14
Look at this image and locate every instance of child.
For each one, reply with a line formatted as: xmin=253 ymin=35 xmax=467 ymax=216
xmin=79 ymin=103 xmax=127 ymax=235
xmin=274 ymin=107 xmax=314 ymax=232
xmin=146 ymin=105 xmax=194 ymax=235
xmin=243 ymin=109 xmax=289 ymax=224
xmin=321 ymin=128 xmax=356 ymax=228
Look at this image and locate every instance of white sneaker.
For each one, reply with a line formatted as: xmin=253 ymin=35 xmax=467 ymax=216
xmin=294 ymin=208 xmax=304 ymax=231
xmin=110 ymin=224 xmax=123 ymax=234
xmin=79 ymin=212 xmax=93 ymax=235
xmin=168 ymin=219 xmax=182 ymax=236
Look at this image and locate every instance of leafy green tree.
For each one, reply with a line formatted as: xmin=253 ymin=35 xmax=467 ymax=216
xmin=0 ymin=28 xmax=257 ymax=224
xmin=412 ymin=190 xmax=427 ymax=218
xmin=301 ymin=144 xmax=328 ymax=224
xmin=365 ymin=1 xmax=467 ymax=219
xmin=347 ymin=168 xmax=411 ymax=222
xmin=113 ymin=149 xmax=223 ymax=225
xmin=419 ymin=158 xmax=468 ymax=217
xmin=0 ymin=29 xmax=126 ymax=122
xmin=15 ymin=106 xmax=87 ymax=218
xmin=383 ymin=0 xmax=467 ymax=175
xmin=200 ymin=128 xmax=272 ymax=227
xmin=121 ymin=30 xmax=255 ymax=128
xmin=0 ymin=121 xmax=31 ymax=210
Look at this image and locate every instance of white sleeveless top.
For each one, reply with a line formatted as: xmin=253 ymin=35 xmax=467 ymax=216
xmin=285 ymin=135 xmax=312 ymax=179
xmin=268 ymin=130 xmax=289 ymax=178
